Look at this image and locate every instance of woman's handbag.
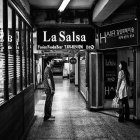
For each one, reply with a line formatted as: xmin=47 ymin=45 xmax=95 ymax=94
xmin=112 ymin=96 xmax=119 ymax=108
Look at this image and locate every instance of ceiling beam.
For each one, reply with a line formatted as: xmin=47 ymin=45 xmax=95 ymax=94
xmin=92 ymin=0 xmax=125 ymax=22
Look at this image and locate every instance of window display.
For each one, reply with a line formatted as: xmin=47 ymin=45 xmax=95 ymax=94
xmin=16 ymin=15 xmax=21 ymax=93
xmin=21 ymin=21 xmax=26 ymax=89
xmin=30 ymin=31 xmax=33 ymax=83
xmin=0 ymin=2 xmax=33 ymax=104
xmin=26 ymin=26 xmax=29 ymax=85
xmin=0 ymin=0 xmax=3 ymax=103
xmin=8 ymin=6 xmax=14 ymax=96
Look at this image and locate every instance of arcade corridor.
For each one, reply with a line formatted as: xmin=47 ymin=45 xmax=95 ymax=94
xmin=26 ymin=77 xmax=140 ymax=140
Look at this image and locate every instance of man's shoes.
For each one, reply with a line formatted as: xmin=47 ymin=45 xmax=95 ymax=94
xmin=43 ymin=116 xmax=50 ymax=121
xmin=44 ymin=115 xmax=55 ymax=121
xmin=48 ymin=115 xmax=55 ymax=120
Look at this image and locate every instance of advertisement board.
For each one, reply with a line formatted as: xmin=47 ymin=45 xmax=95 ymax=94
xmin=37 ymin=25 xmax=95 ymax=50
xmin=99 ymin=19 xmax=138 ymax=49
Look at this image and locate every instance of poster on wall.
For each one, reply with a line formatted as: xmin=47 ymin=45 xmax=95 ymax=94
xmin=104 ymin=53 xmax=117 ymax=99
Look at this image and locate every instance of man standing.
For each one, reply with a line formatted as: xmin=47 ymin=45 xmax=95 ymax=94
xmin=44 ymin=56 xmax=55 ymax=121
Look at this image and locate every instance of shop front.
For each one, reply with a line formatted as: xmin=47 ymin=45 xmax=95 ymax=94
xmin=98 ymin=19 xmax=139 ymax=120
xmin=34 ymin=54 xmax=43 ymax=89
xmin=0 ymin=0 xmax=34 ymax=139
xmin=37 ymin=24 xmax=95 ymax=102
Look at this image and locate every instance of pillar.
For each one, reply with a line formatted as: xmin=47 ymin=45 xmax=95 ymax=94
xmin=135 ymin=48 xmax=140 ymax=120
xmin=88 ymin=52 xmax=103 ymax=110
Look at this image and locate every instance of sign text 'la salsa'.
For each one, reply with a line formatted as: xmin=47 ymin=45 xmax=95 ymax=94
xmin=37 ymin=26 xmax=95 ymax=50
xmin=43 ymin=31 xmax=86 ymax=42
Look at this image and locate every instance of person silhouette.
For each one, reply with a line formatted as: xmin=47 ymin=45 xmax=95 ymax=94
xmin=116 ymin=61 xmax=130 ymax=122
xmin=43 ymin=56 xmax=55 ymax=121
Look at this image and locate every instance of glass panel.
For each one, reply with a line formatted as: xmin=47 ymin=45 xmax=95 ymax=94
xmin=21 ymin=21 xmax=25 ymax=89
xmin=30 ymin=31 xmax=33 ymax=83
xmin=0 ymin=0 xmax=4 ymax=103
xmin=8 ymin=6 xmax=14 ymax=96
xmin=26 ymin=26 xmax=29 ymax=85
xmin=16 ymin=15 xmax=20 ymax=93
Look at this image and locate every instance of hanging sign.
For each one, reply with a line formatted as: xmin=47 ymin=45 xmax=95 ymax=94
xmin=37 ymin=25 xmax=95 ymax=50
xmin=99 ymin=19 xmax=138 ymax=49
xmin=70 ymin=58 xmax=77 ymax=64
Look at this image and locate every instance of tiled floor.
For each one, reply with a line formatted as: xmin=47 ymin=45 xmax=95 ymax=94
xmin=26 ymin=77 xmax=140 ymax=140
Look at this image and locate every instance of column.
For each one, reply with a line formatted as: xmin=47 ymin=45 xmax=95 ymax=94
xmin=136 ymin=48 xmax=140 ymax=120
xmin=88 ymin=52 xmax=103 ymax=109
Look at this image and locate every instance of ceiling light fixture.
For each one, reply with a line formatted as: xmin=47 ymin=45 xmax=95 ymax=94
xmin=58 ymin=0 xmax=70 ymax=12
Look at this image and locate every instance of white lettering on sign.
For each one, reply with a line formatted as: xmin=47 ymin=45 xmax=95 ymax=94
xmin=43 ymin=31 xmax=86 ymax=42
xmin=8 ymin=35 xmax=12 ymax=42
xmin=105 ymin=59 xmax=116 ymax=66
xmin=100 ymin=27 xmax=135 ymax=44
xmin=105 ymin=86 xmax=116 ymax=95
xmin=43 ymin=31 xmax=57 ymax=42
xmin=99 ymin=32 xmax=107 ymax=44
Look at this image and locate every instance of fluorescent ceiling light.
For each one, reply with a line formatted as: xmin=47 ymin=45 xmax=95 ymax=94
xmin=58 ymin=0 xmax=70 ymax=12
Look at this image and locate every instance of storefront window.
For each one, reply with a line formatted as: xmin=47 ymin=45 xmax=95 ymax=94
xmin=21 ymin=21 xmax=25 ymax=89
xmin=0 ymin=2 xmax=33 ymax=101
xmin=26 ymin=26 xmax=29 ymax=85
xmin=8 ymin=6 xmax=14 ymax=96
xmin=80 ymin=52 xmax=88 ymax=101
xmin=0 ymin=0 xmax=4 ymax=103
xmin=30 ymin=31 xmax=33 ymax=83
xmin=16 ymin=15 xmax=20 ymax=93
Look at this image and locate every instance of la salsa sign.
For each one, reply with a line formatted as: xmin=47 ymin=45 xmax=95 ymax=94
xmin=43 ymin=31 xmax=86 ymax=43
xmin=37 ymin=25 xmax=95 ymax=50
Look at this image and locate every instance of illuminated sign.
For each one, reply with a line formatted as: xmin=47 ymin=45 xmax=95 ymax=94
xmin=99 ymin=19 xmax=138 ymax=49
xmin=37 ymin=25 xmax=95 ymax=50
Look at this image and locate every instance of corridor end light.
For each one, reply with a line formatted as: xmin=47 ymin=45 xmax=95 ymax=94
xmin=58 ymin=0 xmax=70 ymax=12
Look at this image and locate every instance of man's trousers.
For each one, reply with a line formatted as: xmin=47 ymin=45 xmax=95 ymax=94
xmin=44 ymin=92 xmax=54 ymax=118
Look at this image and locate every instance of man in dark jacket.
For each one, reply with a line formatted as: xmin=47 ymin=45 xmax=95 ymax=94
xmin=44 ymin=56 xmax=55 ymax=121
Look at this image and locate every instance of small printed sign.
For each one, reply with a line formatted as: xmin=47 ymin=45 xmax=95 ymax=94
xmin=70 ymin=58 xmax=77 ymax=64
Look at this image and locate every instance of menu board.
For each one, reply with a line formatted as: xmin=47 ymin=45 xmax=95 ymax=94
xmin=104 ymin=54 xmax=117 ymax=99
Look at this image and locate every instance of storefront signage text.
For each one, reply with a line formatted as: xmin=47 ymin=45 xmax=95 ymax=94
xmin=104 ymin=53 xmax=117 ymax=99
xmin=37 ymin=26 xmax=95 ymax=50
xmin=99 ymin=20 xmax=138 ymax=49
xmin=43 ymin=31 xmax=86 ymax=43
xmin=100 ymin=27 xmax=134 ymax=44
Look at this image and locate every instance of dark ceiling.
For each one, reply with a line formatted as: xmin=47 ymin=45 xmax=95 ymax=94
xmin=29 ymin=0 xmax=138 ymax=57
xmin=29 ymin=0 xmax=138 ymax=26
